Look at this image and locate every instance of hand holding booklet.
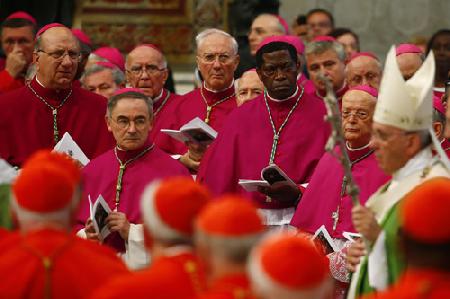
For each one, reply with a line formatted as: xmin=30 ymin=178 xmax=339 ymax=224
xmin=161 ymin=117 xmax=218 ymax=145
xmin=239 ymin=164 xmax=298 ymax=192
xmin=53 ymin=132 xmax=90 ymax=166
xmin=89 ymin=195 xmax=111 ymax=241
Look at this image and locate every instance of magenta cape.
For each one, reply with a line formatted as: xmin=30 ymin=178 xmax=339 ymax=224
xmin=0 ymin=78 xmax=114 ymax=167
xmin=197 ymin=90 xmax=330 ymax=209
xmin=75 ymin=140 xmax=190 ymax=252
xmin=150 ymin=89 xmax=182 ymax=146
xmin=155 ymin=84 xmax=237 ymax=155
xmin=290 ymin=145 xmax=390 ymax=238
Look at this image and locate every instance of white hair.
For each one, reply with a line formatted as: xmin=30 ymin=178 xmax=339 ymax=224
xmin=195 ymin=28 xmax=238 ymax=55
xmin=81 ymin=63 xmax=125 ymax=86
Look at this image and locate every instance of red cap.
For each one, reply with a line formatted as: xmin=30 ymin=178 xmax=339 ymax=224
xmin=312 ymin=35 xmax=336 ymax=42
xmin=13 ymin=150 xmax=80 ymax=213
xmin=348 ymin=51 xmax=379 ymax=64
xmin=93 ymin=47 xmax=125 ymax=72
xmin=96 ymin=61 xmax=119 ymax=70
xmin=36 ymin=23 xmax=66 ymax=39
xmin=396 ymin=43 xmax=423 ymax=56
xmin=71 ymin=28 xmax=92 ymax=47
xmin=196 ymin=195 xmax=264 ymax=237
xmin=6 ymin=11 xmax=36 ymax=25
xmin=402 ymin=177 xmax=450 ymax=243
xmin=347 ymin=85 xmax=378 ymax=98
xmin=253 ymin=233 xmax=329 ymax=289
xmin=258 ymin=35 xmax=305 ymax=55
xmin=141 ymin=177 xmax=211 ymax=238
xmin=433 ymin=95 xmax=446 ymax=115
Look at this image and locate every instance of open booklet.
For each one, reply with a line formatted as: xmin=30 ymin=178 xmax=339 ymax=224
xmin=161 ymin=117 xmax=218 ymax=145
xmin=53 ymin=132 xmax=90 ymax=166
xmin=89 ymin=195 xmax=112 ymax=241
xmin=239 ymin=164 xmax=298 ymax=192
xmin=313 ymin=225 xmax=340 ymax=255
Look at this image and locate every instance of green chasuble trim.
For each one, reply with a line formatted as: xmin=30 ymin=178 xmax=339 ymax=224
xmin=355 ymin=202 xmax=406 ymax=296
xmin=0 ymin=184 xmax=12 ymax=230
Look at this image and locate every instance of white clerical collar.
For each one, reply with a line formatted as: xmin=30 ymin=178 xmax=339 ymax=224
xmin=267 ymin=86 xmax=299 ymax=102
xmin=346 ymin=141 xmax=371 ymax=151
xmin=152 ymin=89 xmax=164 ymax=104
xmin=434 ymin=86 xmax=445 ymax=93
xmin=392 ymin=146 xmax=433 ymax=183
xmin=35 ymin=75 xmax=45 ymax=88
xmin=203 ymin=80 xmax=235 ymax=93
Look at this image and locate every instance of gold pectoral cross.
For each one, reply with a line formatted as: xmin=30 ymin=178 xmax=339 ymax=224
xmin=205 ymin=106 xmax=212 ymax=124
xmin=115 ymin=165 xmax=126 ymax=210
xmin=332 ymin=208 xmax=339 ymax=231
xmin=52 ymin=109 xmax=59 ymax=144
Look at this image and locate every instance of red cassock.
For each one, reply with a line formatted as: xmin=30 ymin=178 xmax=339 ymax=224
xmin=88 ymin=250 xmax=207 ymax=299
xmin=360 ymin=269 xmax=450 ymax=299
xmin=155 ymin=84 xmax=237 ymax=155
xmin=0 ymin=70 xmax=24 ymax=94
xmin=197 ymin=273 xmax=256 ymax=299
xmin=290 ymin=146 xmax=390 ymax=238
xmin=75 ymin=139 xmax=190 ymax=252
xmin=0 ymin=228 xmax=129 ymax=299
xmin=197 ymin=90 xmax=330 ymax=209
xmin=0 ymin=78 xmax=114 ymax=167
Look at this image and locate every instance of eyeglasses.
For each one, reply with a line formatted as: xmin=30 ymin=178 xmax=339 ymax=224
xmin=128 ymin=64 xmax=166 ymax=76
xmin=198 ymin=53 xmax=235 ymax=64
xmin=112 ymin=117 xmax=149 ymax=130
xmin=342 ymin=110 xmax=370 ymax=120
xmin=37 ymin=49 xmax=81 ymax=61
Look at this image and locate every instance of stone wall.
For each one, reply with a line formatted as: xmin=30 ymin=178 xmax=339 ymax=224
xmin=280 ymin=0 xmax=450 ymax=61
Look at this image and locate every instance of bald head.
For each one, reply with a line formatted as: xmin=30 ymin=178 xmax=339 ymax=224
xmin=125 ymin=45 xmax=168 ymax=98
xmin=346 ymin=55 xmax=382 ymax=89
xmin=236 ymin=70 xmax=264 ymax=106
xmin=248 ymin=14 xmax=286 ymax=56
xmin=396 ymin=52 xmax=423 ymax=80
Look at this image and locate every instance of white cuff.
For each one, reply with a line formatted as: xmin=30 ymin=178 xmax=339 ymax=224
xmin=122 ymin=223 xmax=150 ymax=270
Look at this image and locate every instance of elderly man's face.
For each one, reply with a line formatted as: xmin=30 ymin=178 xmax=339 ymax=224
xmin=307 ymin=49 xmax=346 ymax=93
xmin=370 ymin=122 xmax=413 ymax=175
xmin=83 ymin=69 xmax=120 ymax=99
xmin=106 ymin=97 xmax=152 ymax=151
xmin=307 ymin=12 xmax=333 ymax=40
xmin=1 ymin=26 xmax=35 ymax=63
xmin=396 ymin=53 xmax=423 ymax=80
xmin=257 ymin=49 xmax=299 ymax=100
xmin=126 ymin=46 xmax=168 ymax=98
xmin=248 ymin=15 xmax=284 ymax=56
xmin=34 ymin=27 xmax=80 ymax=90
xmin=346 ymin=56 xmax=382 ymax=89
xmin=342 ymin=90 xmax=376 ymax=148
xmin=236 ymin=70 xmax=264 ymax=106
xmin=197 ymin=34 xmax=239 ymax=91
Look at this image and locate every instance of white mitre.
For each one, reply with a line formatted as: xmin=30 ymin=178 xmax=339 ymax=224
xmin=374 ymin=45 xmax=435 ymax=132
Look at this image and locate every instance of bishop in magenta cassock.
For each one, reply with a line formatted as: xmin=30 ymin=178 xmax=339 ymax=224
xmin=75 ymin=89 xmax=190 ymax=269
xmin=197 ymin=40 xmax=330 ymax=226
xmin=123 ymin=44 xmax=183 ymax=147
xmin=291 ymin=86 xmax=390 ymax=238
xmin=0 ymin=24 xmax=113 ymax=167
xmin=155 ymin=28 xmax=239 ymax=157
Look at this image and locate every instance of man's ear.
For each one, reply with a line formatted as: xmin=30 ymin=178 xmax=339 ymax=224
xmin=105 ymin=115 xmax=112 ymax=133
xmin=432 ymin=121 xmax=444 ymax=140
